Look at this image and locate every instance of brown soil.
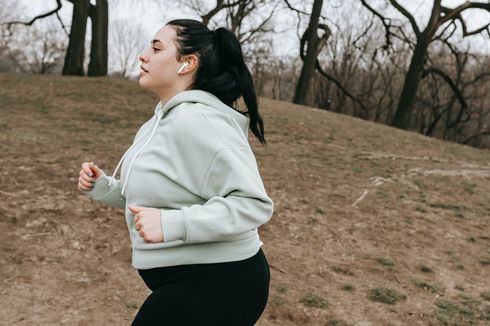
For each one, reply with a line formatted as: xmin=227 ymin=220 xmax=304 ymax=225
xmin=1 ymin=73 xmax=489 ymax=325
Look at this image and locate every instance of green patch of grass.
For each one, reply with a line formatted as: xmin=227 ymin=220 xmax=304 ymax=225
xmin=435 ymin=299 xmax=475 ymax=324
xmin=299 ymin=293 xmax=328 ymax=309
xmin=417 ymin=191 xmax=427 ymax=203
xmin=420 ymin=265 xmax=434 ymax=273
xmin=368 ymin=288 xmax=406 ymax=305
xmin=331 ymin=266 xmax=355 ymax=276
xmin=467 ymin=236 xmax=476 ymax=243
xmin=91 ymin=114 xmax=115 ymax=125
xmin=276 ymin=286 xmax=288 ymax=294
xmin=414 ymin=179 xmax=425 ymax=190
xmin=37 ymin=105 xmax=50 ymax=114
xmin=376 ymin=257 xmax=395 ymax=267
xmin=459 ymin=295 xmax=481 ymax=306
xmin=125 ymin=302 xmax=138 ymax=309
xmin=351 ymin=166 xmax=362 ymax=174
xmin=325 ymin=318 xmax=349 ymax=326
xmin=315 ymin=207 xmax=325 ymax=214
xmin=463 ymin=181 xmax=477 ymax=195
xmin=376 ymin=190 xmax=389 ymax=198
xmin=430 ymin=203 xmax=462 ymax=210
xmin=307 ymin=216 xmax=319 ymax=225
xmin=415 ymin=205 xmax=427 ymax=213
xmin=430 ymin=202 xmax=465 ymax=218
xmin=270 ymin=294 xmax=286 ymax=307
xmin=412 ymin=278 xmax=438 ymax=292
xmin=480 ymin=258 xmax=490 ymax=266
xmin=340 ymin=284 xmax=355 ymax=292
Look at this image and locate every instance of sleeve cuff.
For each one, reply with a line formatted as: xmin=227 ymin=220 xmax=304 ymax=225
xmin=160 ymin=209 xmax=186 ymax=242
xmin=84 ymin=174 xmax=111 ymax=200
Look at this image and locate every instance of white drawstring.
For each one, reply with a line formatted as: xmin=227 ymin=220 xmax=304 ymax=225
xmin=108 ymin=103 xmax=163 ymax=190
xmin=120 ymin=110 xmax=163 ymax=195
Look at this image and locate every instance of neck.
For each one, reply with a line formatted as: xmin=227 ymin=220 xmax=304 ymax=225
xmin=157 ymin=80 xmax=191 ymax=105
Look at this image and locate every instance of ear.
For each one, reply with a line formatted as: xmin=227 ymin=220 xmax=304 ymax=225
xmin=181 ymin=54 xmax=198 ymax=73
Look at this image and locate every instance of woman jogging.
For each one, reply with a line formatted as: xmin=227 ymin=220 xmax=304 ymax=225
xmin=77 ymin=19 xmax=274 ymax=325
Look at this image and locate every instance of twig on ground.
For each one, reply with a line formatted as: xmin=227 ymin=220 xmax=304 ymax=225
xmin=352 ymin=190 xmax=369 ymax=207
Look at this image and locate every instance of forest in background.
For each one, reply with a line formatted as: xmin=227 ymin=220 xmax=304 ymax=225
xmin=1 ymin=0 xmax=489 ymax=148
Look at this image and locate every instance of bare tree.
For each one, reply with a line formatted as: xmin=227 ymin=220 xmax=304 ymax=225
xmin=360 ymin=0 xmax=490 ymax=130
xmin=62 ymin=0 xmax=90 ymax=75
xmin=88 ymin=0 xmax=108 ymax=76
xmin=177 ymin=0 xmax=279 ymax=45
xmin=291 ymin=0 xmax=328 ymax=105
xmin=3 ymin=0 xmax=109 ymax=76
xmin=0 ymin=0 xmax=26 ymax=59
xmin=22 ymin=20 xmax=66 ymax=74
xmin=109 ymin=19 xmax=149 ymax=79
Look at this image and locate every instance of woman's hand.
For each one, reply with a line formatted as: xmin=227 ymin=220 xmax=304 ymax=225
xmin=78 ymin=161 xmax=104 ymax=191
xmin=129 ymin=205 xmax=164 ymax=243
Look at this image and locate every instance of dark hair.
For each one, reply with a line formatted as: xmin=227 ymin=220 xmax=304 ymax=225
xmin=166 ymin=19 xmax=266 ymax=145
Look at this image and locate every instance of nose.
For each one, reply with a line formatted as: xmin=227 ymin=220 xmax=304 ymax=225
xmin=139 ymin=51 xmax=148 ymax=63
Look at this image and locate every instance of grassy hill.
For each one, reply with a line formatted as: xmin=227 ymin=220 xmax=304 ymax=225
xmin=1 ymin=73 xmax=489 ymax=325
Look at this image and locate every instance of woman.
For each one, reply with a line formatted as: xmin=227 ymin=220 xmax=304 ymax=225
xmin=77 ymin=19 xmax=274 ymax=325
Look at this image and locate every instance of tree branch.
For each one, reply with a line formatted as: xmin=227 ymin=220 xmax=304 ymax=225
xmin=360 ymin=0 xmax=394 ymax=51
xmin=315 ymin=59 xmax=369 ymax=112
xmin=463 ymin=71 xmax=490 ymax=89
xmin=2 ymin=0 xmax=64 ymax=35
xmin=239 ymin=2 xmax=277 ymax=44
xmin=439 ymin=2 xmax=490 ymax=27
xmin=55 ymin=11 xmax=69 ymax=37
xmin=283 ymin=0 xmax=310 ymax=16
xmin=462 ymin=130 xmax=490 ymax=144
xmin=422 ymin=67 xmax=468 ymax=112
xmin=388 ymin=0 xmax=420 ymax=36
xmin=457 ymin=17 xmax=490 ymax=37
xmin=201 ymin=0 xmax=243 ymax=26
xmin=433 ymin=20 xmax=457 ymax=41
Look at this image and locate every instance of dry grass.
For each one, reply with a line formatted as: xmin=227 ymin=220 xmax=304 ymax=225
xmin=1 ymin=73 xmax=489 ymax=325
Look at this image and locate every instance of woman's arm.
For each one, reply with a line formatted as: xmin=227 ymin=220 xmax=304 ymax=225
xmin=83 ymin=173 xmax=126 ymax=209
xmin=161 ymin=145 xmax=274 ymax=244
xmin=79 ymin=162 xmax=126 ymax=209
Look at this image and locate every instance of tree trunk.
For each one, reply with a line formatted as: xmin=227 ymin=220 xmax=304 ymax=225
xmin=292 ymin=0 xmax=323 ymax=105
xmin=62 ymin=0 xmax=90 ymax=76
xmin=88 ymin=0 xmax=108 ymax=76
xmin=391 ymin=35 xmax=430 ymax=129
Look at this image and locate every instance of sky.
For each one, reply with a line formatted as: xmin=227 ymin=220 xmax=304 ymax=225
xmin=23 ymin=1 xmax=490 ymax=40
xmin=16 ymin=0 xmax=490 ymax=74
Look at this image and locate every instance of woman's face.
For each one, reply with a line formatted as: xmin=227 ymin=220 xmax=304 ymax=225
xmin=138 ymin=25 xmax=185 ymax=92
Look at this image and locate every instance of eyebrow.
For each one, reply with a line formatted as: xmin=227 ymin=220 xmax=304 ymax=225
xmin=151 ymin=39 xmax=163 ymax=46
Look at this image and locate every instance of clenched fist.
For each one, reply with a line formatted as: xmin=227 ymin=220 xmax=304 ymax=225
xmin=129 ymin=205 xmax=164 ymax=243
xmin=78 ymin=161 xmax=104 ymax=191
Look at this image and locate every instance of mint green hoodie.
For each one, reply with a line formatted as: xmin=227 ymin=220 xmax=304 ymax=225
xmin=84 ymin=90 xmax=274 ymax=269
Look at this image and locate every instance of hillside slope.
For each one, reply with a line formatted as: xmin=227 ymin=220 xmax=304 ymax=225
xmin=1 ymin=73 xmax=489 ymax=325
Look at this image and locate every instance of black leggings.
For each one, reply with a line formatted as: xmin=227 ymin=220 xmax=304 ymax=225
xmin=132 ymin=248 xmax=270 ymax=326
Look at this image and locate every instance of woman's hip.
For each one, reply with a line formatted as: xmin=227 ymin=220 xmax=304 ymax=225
xmin=137 ymin=247 xmax=270 ymax=291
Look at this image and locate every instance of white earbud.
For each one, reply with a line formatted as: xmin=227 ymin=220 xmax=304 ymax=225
xmin=177 ymin=63 xmax=188 ymax=74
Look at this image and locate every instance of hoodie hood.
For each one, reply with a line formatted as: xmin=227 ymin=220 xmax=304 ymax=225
xmin=156 ymin=90 xmax=250 ymax=137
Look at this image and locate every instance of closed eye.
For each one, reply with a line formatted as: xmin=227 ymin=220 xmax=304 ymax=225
xmin=152 ymin=47 xmax=160 ymax=52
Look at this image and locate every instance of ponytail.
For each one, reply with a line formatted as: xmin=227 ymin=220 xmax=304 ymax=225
xmin=167 ymin=19 xmax=266 ymax=145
